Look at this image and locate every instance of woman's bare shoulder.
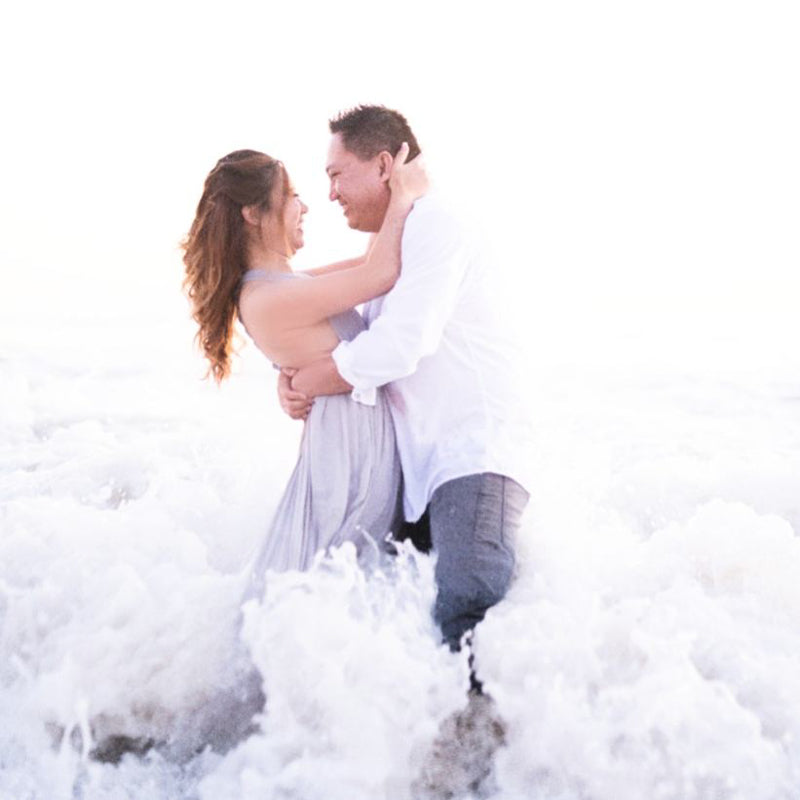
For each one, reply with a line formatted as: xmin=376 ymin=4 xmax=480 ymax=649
xmin=239 ymin=277 xmax=293 ymax=311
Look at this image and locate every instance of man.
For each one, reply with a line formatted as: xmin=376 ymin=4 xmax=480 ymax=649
xmin=281 ymin=105 xmax=531 ymax=656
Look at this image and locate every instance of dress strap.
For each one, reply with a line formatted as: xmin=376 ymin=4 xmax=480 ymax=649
xmin=241 ymin=269 xmax=307 ymax=284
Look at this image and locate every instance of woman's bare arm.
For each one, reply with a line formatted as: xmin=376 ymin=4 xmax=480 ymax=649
xmin=245 ymin=207 xmax=406 ymax=325
xmin=301 ymin=234 xmax=376 ymax=277
xmin=242 ymin=146 xmax=427 ymax=329
xmin=301 ymin=255 xmax=365 ymax=277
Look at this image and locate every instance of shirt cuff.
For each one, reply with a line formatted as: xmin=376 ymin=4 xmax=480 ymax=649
xmin=332 ymin=341 xmax=377 ymax=407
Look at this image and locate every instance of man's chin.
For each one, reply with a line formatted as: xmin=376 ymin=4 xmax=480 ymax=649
xmin=343 ymin=209 xmax=378 ymax=233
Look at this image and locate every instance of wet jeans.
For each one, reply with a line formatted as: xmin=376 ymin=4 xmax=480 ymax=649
xmin=399 ymin=472 xmax=530 ymax=650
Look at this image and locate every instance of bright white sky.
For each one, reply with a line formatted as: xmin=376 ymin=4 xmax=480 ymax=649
xmin=1 ymin=0 xmax=798 ymax=367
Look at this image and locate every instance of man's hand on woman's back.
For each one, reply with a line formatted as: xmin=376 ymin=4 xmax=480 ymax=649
xmin=278 ymin=369 xmax=313 ymax=421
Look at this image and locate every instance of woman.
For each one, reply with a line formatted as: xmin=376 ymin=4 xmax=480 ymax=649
xmin=182 ymin=145 xmax=426 ymax=597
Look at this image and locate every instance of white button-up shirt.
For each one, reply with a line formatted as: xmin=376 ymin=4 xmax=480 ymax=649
xmin=332 ymin=193 xmax=532 ymax=522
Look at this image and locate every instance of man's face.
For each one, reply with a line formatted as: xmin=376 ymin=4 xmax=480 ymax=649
xmin=326 ymin=133 xmax=390 ymax=233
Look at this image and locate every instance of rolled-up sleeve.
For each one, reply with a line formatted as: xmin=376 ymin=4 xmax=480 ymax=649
xmin=332 ymin=202 xmax=469 ymax=404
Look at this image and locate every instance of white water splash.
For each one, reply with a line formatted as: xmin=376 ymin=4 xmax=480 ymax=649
xmin=2 ymin=309 xmax=799 ymax=799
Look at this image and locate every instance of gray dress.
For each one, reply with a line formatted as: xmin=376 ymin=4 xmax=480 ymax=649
xmin=240 ymin=269 xmax=402 ymax=597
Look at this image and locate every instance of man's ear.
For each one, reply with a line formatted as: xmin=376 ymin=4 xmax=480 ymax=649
xmin=377 ymin=151 xmax=393 ymax=183
xmin=241 ymin=204 xmax=261 ymax=226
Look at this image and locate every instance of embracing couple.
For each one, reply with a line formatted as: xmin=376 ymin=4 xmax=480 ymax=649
xmin=184 ymin=105 xmax=530 ymax=661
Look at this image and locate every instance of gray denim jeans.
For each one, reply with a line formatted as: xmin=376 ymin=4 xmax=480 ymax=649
xmin=401 ymin=472 xmax=530 ymax=650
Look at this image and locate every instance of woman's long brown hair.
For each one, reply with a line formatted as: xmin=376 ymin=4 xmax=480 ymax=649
xmin=182 ymin=150 xmax=287 ymax=382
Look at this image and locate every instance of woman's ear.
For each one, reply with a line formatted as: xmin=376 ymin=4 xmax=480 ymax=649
xmin=241 ymin=204 xmax=261 ymax=226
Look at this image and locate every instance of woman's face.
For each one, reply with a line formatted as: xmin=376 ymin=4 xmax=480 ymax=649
xmin=255 ymin=175 xmax=308 ymax=258
xmin=281 ymin=184 xmax=308 ymax=254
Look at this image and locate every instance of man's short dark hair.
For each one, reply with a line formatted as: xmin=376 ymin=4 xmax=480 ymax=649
xmin=329 ymin=105 xmax=421 ymax=162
